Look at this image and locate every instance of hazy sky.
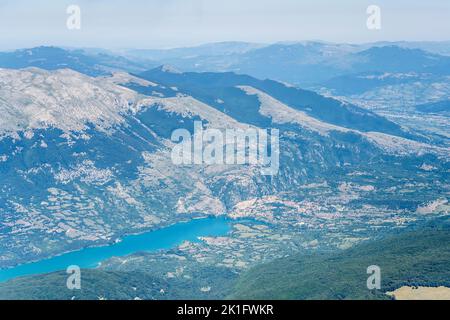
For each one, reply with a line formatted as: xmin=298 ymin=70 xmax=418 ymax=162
xmin=0 ymin=0 xmax=449 ymax=49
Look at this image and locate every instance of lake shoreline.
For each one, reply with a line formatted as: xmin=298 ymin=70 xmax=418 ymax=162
xmin=0 ymin=215 xmax=233 ymax=283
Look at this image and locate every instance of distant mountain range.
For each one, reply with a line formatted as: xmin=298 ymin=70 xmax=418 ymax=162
xmin=0 ymin=46 xmax=154 ymax=77
xmin=121 ymin=41 xmax=450 ymax=86
xmin=3 ymin=41 xmax=450 ymax=86
xmin=2 ymin=43 xmax=449 ymax=114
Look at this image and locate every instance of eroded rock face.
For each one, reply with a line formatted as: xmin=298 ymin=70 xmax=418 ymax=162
xmin=0 ymin=68 xmax=139 ymax=136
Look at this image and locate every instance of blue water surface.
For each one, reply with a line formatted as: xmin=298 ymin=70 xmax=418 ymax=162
xmin=0 ymin=216 xmax=231 ymax=282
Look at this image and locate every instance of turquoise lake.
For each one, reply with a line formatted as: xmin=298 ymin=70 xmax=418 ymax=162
xmin=0 ymin=216 xmax=232 ymax=283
